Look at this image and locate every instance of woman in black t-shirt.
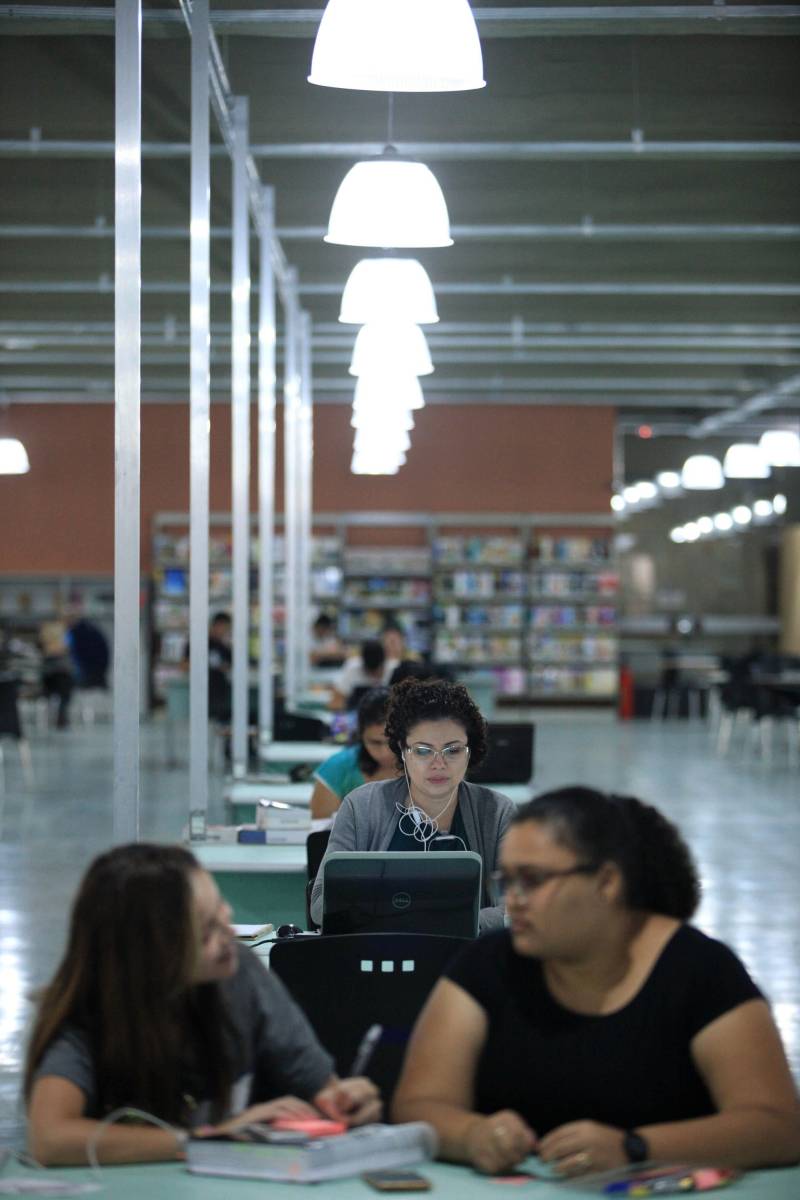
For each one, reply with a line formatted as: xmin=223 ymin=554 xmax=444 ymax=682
xmin=393 ymin=787 xmax=800 ymax=1177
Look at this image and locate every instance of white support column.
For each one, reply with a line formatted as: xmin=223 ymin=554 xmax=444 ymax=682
xmin=189 ymin=0 xmax=211 ymax=829
xmin=230 ymin=96 xmax=251 ymax=778
xmin=298 ymin=309 xmax=314 ymax=696
xmin=282 ymin=267 xmax=301 ymax=711
xmin=257 ymin=186 xmax=277 ymax=757
xmin=113 ymin=0 xmax=142 ymax=843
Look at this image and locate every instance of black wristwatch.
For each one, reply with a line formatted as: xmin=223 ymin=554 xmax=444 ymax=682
xmin=622 ymin=1130 xmax=649 ymax=1163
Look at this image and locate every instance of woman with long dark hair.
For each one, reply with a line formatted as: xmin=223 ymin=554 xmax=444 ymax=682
xmin=310 ymin=688 xmax=399 ymax=821
xmin=393 ymin=787 xmax=800 ymax=1175
xmin=25 ymin=843 xmax=380 ymax=1165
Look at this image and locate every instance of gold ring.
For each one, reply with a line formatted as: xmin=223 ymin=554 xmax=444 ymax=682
xmin=573 ymin=1151 xmax=591 ymax=1169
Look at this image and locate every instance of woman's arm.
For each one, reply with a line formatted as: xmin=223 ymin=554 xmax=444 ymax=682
xmin=310 ymin=778 xmax=342 ymax=821
xmin=538 ymin=999 xmax=800 ymax=1174
xmin=27 ymin=1076 xmax=186 ymax=1166
xmin=308 ymin=795 xmax=360 ymax=925
xmin=392 ymin=979 xmax=536 ymax=1172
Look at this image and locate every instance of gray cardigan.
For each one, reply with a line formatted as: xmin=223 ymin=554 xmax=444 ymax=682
xmin=309 ymin=777 xmax=515 ymax=932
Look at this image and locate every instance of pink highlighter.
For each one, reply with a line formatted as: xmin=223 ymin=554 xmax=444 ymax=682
xmin=270 ymin=1117 xmax=347 ymax=1138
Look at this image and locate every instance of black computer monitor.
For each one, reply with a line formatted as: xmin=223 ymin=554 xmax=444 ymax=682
xmin=468 ymin=721 xmax=535 ymax=785
xmin=321 ymin=851 xmax=482 ymax=939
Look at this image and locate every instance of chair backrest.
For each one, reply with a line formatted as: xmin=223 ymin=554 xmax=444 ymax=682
xmin=0 ymin=677 xmax=22 ymax=738
xmin=270 ymin=931 xmax=466 ymax=1105
xmin=468 ymin=721 xmax=534 ymax=784
xmin=305 ymin=829 xmax=332 ymax=931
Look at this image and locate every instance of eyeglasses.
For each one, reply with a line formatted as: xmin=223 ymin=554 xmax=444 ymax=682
xmin=491 ymin=863 xmax=598 ymax=898
xmin=405 ymin=742 xmax=470 ymax=765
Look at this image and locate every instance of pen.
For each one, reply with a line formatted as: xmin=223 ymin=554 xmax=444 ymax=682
xmin=349 ymin=1023 xmax=383 ymax=1076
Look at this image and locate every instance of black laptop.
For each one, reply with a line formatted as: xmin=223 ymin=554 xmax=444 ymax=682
xmin=468 ymin=722 xmax=535 ymax=784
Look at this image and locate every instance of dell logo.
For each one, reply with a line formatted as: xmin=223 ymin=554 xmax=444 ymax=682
xmin=391 ymin=891 xmax=411 ymax=911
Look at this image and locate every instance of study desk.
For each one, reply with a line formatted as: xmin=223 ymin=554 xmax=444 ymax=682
xmin=193 ymin=844 xmax=308 ymax=929
xmin=224 ymin=780 xmax=315 ymax=825
xmin=224 ymin=781 xmax=533 ymax=826
xmin=261 ymin=741 xmax=335 ymax=768
xmin=6 ymin=1158 xmax=800 ymax=1200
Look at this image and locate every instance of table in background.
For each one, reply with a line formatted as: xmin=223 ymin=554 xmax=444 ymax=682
xmin=223 ymin=781 xmax=533 ymax=826
xmin=4 ymin=1159 xmax=799 ymax=1200
xmin=193 ymin=843 xmax=307 ymax=929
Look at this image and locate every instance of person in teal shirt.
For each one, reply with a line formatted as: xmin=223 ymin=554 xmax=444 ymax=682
xmin=310 ymin=688 xmax=399 ymax=820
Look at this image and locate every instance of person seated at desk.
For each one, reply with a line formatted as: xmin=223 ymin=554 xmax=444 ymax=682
xmin=310 ymin=612 xmax=345 ymax=667
xmin=329 ymin=638 xmax=398 ymax=712
xmin=310 ymin=677 xmax=514 ymax=931
xmin=24 ymin=844 xmax=381 ymax=1165
xmin=310 ymin=688 xmax=400 ymax=821
xmin=392 ymin=787 xmax=800 ymax=1176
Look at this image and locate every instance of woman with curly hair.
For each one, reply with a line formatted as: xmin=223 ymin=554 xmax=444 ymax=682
xmin=310 ymin=677 xmax=514 ymax=931
xmin=393 ymin=787 xmax=800 ymax=1176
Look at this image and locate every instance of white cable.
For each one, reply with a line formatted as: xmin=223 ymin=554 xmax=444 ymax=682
xmin=85 ymin=1106 xmax=185 ymax=1181
xmin=397 ymin=754 xmax=463 ymax=851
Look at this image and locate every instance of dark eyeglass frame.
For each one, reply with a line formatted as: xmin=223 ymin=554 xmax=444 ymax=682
xmin=491 ymin=863 xmax=599 ymax=898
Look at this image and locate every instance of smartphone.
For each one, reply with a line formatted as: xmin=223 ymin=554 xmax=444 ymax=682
xmin=362 ymin=1170 xmax=432 ymax=1192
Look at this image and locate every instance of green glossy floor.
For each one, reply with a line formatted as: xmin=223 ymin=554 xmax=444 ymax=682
xmin=2 ymin=711 xmax=798 ymax=1135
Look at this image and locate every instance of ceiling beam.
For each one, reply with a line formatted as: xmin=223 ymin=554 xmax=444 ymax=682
xmin=3 ymin=138 xmax=800 ymax=161
xmin=2 ymin=6 xmax=799 ymax=38
xmin=690 ymin=372 xmax=800 ymax=434
xmin=3 ymin=280 xmax=798 ymax=297
xmin=4 ymin=222 xmax=800 ymax=243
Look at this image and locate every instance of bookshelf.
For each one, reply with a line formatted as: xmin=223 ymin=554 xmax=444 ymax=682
xmin=340 ymin=546 xmax=432 ymax=656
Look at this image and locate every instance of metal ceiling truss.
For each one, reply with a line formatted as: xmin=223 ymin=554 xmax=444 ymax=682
xmin=3 ymin=6 xmax=800 ymax=38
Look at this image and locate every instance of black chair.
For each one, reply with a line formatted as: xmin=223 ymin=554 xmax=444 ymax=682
xmin=468 ymin=721 xmax=534 ymax=784
xmin=270 ymin=932 xmax=466 ymax=1105
xmin=305 ymin=828 xmax=331 ymax=931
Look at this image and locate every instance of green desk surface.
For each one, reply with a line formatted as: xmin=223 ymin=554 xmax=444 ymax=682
xmin=224 ymin=781 xmax=315 ymax=805
xmin=5 ymin=1159 xmax=799 ymax=1200
xmin=192 ymin=844 xmax=308 ymax=927
xmin=262 ymin=741 xmax=333 ymax=765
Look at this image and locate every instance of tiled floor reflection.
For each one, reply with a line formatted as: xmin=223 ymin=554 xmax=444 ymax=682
xmin=1 ymin=713 xmax=798 ymax=1130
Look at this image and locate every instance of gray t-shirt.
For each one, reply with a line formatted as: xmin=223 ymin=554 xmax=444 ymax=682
xmin=33 ymin=945 xmax=334 ymax=1125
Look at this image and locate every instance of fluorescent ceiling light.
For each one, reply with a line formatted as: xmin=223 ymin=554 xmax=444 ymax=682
xmin=0 ymin=437 xmax=30 ymax=474
xmin=309 ymin=0 xmax=485 ymax=92
xmin=326 ymin=154 xmax=452 ymax=248
xmin=340 ymin=258 xmax=439 ymax=325
xmin=350 ymin=322 xmax=433 ymax=377
xmin=681 ymin=454 xmax=724 ymax=490
xmin=723 ymin=443 xmax=770 ymax=479
xmin=759 ymin=430 xmax=800 ymax=467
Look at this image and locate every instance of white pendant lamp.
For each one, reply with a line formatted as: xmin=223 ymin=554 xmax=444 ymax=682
xmin=353 ymin=373 xmax=425 ymax=411
xmin=351 ymin=454 xmax=405 ymax=476
xmin=759 ymin=429 xmax=800 ymax=467
xmin=681 ymin=454 xmax=724 ymax=490
xmin=350 ymin=322 xmax=433 ymax=377
xmin=354 ymin=427 xmax=411 ymax=454
xmin=723 ymin=443 xmax=770 ymax=479
xmin=656 ymin=470 xmax=682 ymax=494
xmin=351 ymin=407 xmax=414 ymax=433
xmin=0 ymin=437 xmax=30 ymax=474
xmin=340 ymin=258 xmax=439 ymax=325
xmin=326 ymin=152 xmax=452 ymax=248
xmin=309 ymin=0 xmax=485 ymax=93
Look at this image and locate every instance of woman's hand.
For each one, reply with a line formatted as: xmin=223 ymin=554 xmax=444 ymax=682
xmin=197 ymin=1095 xmax=318 ymax=1137
xmin=538 ymin=1120 xmax=626 ymax=1176
xmin=463 ymin=1110 xmax=538 ymax=1174
xmin=314 ymin=1077 xmax=382 ymax=1127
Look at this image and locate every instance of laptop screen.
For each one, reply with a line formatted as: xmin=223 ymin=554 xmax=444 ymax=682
xmin=468 ymin=722 xmax=535 ymax=785
xmin=321 ymin=851 xmax=482 ymax=939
